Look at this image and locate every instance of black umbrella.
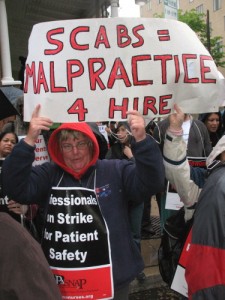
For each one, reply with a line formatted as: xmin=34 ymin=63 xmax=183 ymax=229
xmin=0 ymin=86 xmax=23 ymax=106
xmin=0 ymin=89 xmax=20 ymax=121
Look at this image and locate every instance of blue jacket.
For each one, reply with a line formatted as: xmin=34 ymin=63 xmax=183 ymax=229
xmin=2 ymin=126 xmax=164 ymax=288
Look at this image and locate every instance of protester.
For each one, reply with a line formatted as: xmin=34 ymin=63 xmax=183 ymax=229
xmin=0 ymin=131 xmax=40 ymax=240
xmin=141 ymin=119 xmax=159 ymax=238
xmin=153 ymin=110 xmax=212 ymax=228
xmin=105 ymin=121 xmax=146 ymax=283
xmin=153 ymin=113 xmax=212 ymax=156
xmin=104 ymin=121 xmax=117 ymax=147
xmin=0 ymin=115 xmax=16 ymax=132
xmin=88 ymin=122 xmax=108 ymax=159
xmin=199 ymin=111 xmax=224 ymax=147
xmin=2 ymin=105 xmax=164 ymax=300
xmin=2 ymin=95 xmax=29 ymax=135
xmin=0 ymin=212 xmax=62 ymax=300
xmin=0 ymin=131 xmax=18 ymax=157
xmin=185 ymin=137 xmax=225 ymax=298
xmin=163 ymin=105 xmax=205 ymax=221
xmin=163 ymin=104 xmax=225 ymax=299
xmin=0 ymin=131 xmax=28 ymax=220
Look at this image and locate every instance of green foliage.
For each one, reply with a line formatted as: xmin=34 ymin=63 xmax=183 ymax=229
xmin=178 ymin=9 xmax=225 ymax=68
xmin=209 ymin=37 xmax=225 ymax=68
xmin=153 ymin=13 xmax=164 ymax=18
xmin=178 ymin=9 xmax=206 ymax=34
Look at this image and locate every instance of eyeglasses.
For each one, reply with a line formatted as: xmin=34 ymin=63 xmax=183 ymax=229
xmin=61 ymin=141 xmax=89 ymax=152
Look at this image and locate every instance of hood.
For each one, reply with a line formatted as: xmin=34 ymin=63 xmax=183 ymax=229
xmin=48 ymin=122 xmax=99 ymax=179
xmin=206 ymin=135 xmax=225 ymax=166
xmin=116 ymin=121 xmax=130 ymax=132
xmin=115 ymin=121 xmax=133 ymax=145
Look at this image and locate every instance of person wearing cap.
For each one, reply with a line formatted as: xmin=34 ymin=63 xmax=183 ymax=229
xmin=2 ymin=105 xmax=164 ymax=300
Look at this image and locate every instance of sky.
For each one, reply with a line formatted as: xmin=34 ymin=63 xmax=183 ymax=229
xmin=109 ymin=0 xmax=141 ymax=17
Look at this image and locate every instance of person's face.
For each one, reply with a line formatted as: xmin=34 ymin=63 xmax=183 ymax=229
xmin=0 ymin=133 xmax=17 ymax=157
xmin=117 ymin=126 xmax=129 ymax=144
xmin=60 ymin=134 xmax=92 ymax=173
xmin=205 ymin=114 xmax=220 ymax=133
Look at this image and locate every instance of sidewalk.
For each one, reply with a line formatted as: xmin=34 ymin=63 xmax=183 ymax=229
xmin=129 ymin=196 xmax=163 ymax=294
xmin=128 ymin=197 xmax=183 ymax=299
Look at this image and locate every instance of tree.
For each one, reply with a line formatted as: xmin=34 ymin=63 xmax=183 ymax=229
xmin=178 ymin=9 xmax=225 ymax=68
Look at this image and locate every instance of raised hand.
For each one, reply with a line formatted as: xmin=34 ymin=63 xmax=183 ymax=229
xmin=169 ymin=104 xmax=185 ymax=131
xmin=123 ymin=145 xmax=133 ymax=159
xmin=24 ymin=104 xmax=53 ymax=146
xmin=127 ymin=110 xmax=146 ymax=142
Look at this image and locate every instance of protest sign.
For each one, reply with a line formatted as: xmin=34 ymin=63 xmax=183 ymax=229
xmin=171 ymin=229 xmax=192 ymax=297
xmin=33 ymin=135 xmax=50 ymax=166
xmin=218 ymin=71 xmax=225 ymax=107
xmin=19 ymin=135 xmax=50 ymax=166
xmin=42 ymin=187 xmax=113 ymax=299
xmin=24 ymin=18 xmax=220 ymax=122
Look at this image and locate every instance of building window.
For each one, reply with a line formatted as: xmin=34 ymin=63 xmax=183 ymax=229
xmin=213 ymin=0 xmax=221 ymax=11
xmin=147 ymin=0 xmax=152 ymax=10
xmin=189 ymin=0 xmax=194 ymax=2
xmin=196 ymin=4 xmax=203 ymax=13
xmin=215 ymin=40 xmax=223 ymax=53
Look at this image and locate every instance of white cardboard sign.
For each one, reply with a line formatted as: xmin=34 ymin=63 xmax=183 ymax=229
xmin=24 ymin=18 xmax=220 ymax=122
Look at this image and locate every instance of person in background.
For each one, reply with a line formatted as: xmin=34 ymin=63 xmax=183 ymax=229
xmin=105 ymin=121 xmax=146 ymax=283
xmin=199 ymin=112 xmax=224 ymax=147
xmin=2 ymin=105 xmax=164 ymax=300
xmin=163 ymin=104 xmax=225 ymax=299
xmin=0 ymin=131 xmax=27 ymax=220
xmin=0 ymin=131 xmax=39 ymax=240
xmin=105 ymin=122 xmax=132 ymax=160
xmin=0 ymin=115 xmax=16 ymax=132
xmin=153 ymin=110 xmax=212 ymax=229
xmin=87 ymin=122 xmax=109 ymax=159
xmin=104 ymin=121 xmax=117 ymax=147
xmin=163 ymin=105 xmax=205 ymax=222
xmin=141 ymin=119 xmax=159 ymax=238
xmin=2 ymin=95 xmax=29 ymax=136
xmin=0 ymin=212 xmax=62 ymax=300
xmin=0 ymin=131 xmax=18 ymax=158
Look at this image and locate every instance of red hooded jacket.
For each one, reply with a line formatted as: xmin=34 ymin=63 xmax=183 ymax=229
xmin=48 ymin=122 xmax=99 ymax=180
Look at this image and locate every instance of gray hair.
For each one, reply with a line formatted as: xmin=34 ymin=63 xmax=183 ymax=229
xmin=57 ymin=130 xmax=94 ymax=155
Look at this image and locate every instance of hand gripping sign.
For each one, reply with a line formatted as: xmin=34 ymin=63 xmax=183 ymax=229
xmin=24 ymin=18 xmax=220 ymax=122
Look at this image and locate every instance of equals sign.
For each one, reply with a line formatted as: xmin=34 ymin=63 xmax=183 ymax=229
xmin=157 ymin=30 xmax=170 ymax=41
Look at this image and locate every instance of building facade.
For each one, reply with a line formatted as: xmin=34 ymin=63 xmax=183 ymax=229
xmin=140 ymin=0 xmax=225 ymax=77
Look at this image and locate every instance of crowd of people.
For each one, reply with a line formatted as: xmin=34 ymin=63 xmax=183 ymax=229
xmin=1 ymin=88 xmax=225 ymax=299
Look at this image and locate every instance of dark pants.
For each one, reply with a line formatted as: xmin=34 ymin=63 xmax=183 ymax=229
xmin=129 ymin=202 xmax=144 ymax=250
xmin=113 ymin=284 xmax=130 ymax=300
